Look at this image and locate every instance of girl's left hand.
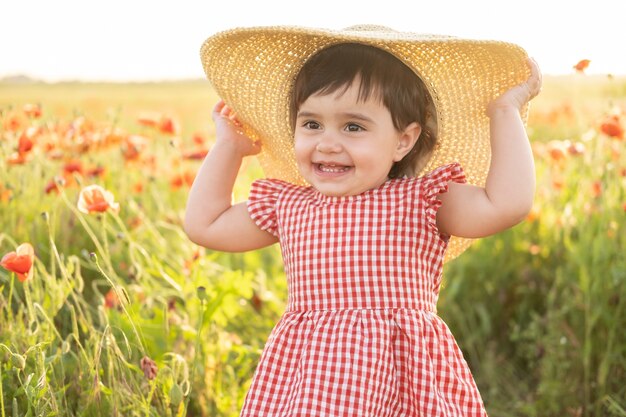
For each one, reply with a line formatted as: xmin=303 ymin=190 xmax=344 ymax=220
xmin=487 ymin=57 xmax=542 ymax=116
xmin=212 ymin=100 xmax=262 ymax=157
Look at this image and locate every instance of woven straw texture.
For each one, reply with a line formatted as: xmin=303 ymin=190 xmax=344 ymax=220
xmin=200 ymin=25 xmax=530 ymax=261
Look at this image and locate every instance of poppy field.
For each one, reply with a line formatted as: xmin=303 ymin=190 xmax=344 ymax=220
xmin=1 ymin=74 xmax=625 ymax=416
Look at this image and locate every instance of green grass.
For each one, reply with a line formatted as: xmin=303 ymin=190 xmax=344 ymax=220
xmin=0 ymin=75 xmax=625 ymax=416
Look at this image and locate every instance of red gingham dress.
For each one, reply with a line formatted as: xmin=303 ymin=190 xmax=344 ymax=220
xmin=243 ymin=163 xmax=488 ymax=417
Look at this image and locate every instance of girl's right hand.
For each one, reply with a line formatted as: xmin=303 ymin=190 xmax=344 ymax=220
xmin=184 ymin=100 xmax=277 ymax=252
xmin=212 ymin=100 xmax=262 ymax=157
xmin=487 ymin=57 xmax=542 ymax=117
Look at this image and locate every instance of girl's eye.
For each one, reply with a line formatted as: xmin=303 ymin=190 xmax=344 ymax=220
xmin=303 ymin=121 xmax=321 ymax=130
xmin=345 ymin=123 xmax=364 ymax=132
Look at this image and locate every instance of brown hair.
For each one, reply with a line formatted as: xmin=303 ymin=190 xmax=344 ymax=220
xmin=290 ymin=43 xmax=437 ymax=178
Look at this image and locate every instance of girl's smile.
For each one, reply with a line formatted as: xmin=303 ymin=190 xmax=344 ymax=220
xmin=294 ymin=81 xmax=419 ymax=197
xmin=314 ymin=162 xmax=353 ymax=175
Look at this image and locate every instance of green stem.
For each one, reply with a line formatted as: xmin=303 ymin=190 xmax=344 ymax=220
xmin=144 ymin=379 xmax=158 ymax=417
xmin=43 ymin=214 xmax=87 ymax=317
xmin=6 ymin=274 xmax=14 ymax=323
xmin=101 ymin=215 xmax=111 ymax=269
xmin=110 ymin=212 xmax=132 ymax=242
xmin=58 ymin=188 xmax=118 ymax=279
xmin=32 ymin=303 xmax=69 ymax=413
xmin=16 ymin=371 xmax=35 ymax=414
xmin=183 ymin=293 xmax=207 ymax=414
xmin=91 ymin=254 xmax=146 ymax=355
xmin=22 ymin=282 xmax=36 ymax=333
xmin=0 ymin=360 xmax=5 ymax=417
xmin=583 ymin=268 xmax=591 ymax=417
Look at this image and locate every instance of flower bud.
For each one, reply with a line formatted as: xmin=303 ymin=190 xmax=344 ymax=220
xmin=196 ymin=286 xmax=208 ymax=302
xmin=11 ymin=353 xmax=26 ymax=370
xmin=169 ymin=383 xmax=183 ymax=407
xmin=140 ymin=356 xmax=158 ymax=380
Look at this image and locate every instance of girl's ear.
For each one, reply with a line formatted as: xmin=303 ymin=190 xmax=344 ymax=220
xmin=393 ymin=122 xmax=421 ymax=161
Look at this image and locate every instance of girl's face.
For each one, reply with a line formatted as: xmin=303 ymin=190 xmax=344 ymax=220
xmin=294 ymin=81 xmax=420 ymax=197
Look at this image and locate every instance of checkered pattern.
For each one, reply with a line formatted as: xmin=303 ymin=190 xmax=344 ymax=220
xmin=244 ymin=163 xmax=487 ymax=417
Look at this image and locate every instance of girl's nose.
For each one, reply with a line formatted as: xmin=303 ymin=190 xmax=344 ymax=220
xmin=315 ymin=132 xmax=342 ymax=153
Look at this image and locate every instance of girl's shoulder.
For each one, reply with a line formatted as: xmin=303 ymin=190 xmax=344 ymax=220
xmin=391 ymin=162 xmax=466 ymax=196
xmin=251 ymin=178 xmax=310 ymax=193
xmin=418 ymin=163 xmax=466 ymax=191
xmin=417 ymin=162 xmax=466 ymax=205
xmin=247 ymin=179 xmax=310 ymax=236
xmin=250 ymin=178 xmax=296 ymax=192
xmin=249 ymin=178 xmax=312 ymax=205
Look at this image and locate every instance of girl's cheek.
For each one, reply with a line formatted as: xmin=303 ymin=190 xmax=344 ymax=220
xmin=293 ymin=137 xmax=308 ymax=160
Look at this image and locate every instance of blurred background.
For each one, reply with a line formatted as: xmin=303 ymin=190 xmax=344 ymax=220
xmin=1 ymin=0 xmax=625 ymax=82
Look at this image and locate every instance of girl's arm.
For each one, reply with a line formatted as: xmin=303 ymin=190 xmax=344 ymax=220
xmin=436 ymin=58 xmax=542 ymax=238
xmin=183 ymin=100 xmax=279 ymax=251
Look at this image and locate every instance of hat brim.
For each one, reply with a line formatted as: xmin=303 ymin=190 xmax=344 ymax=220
xmin=200 ymin=25 xmax=530 ymax=261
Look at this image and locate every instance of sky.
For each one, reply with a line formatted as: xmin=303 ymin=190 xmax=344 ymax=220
xmin=1 ymin=0 xmax=624 ymax=82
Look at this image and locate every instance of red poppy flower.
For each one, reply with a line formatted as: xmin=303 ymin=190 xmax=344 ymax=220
xmin=0 ymin=184 xmax=12 ymax=202
xmin=591 ymin=181 xmax=602 ymax=198
xmin=137 ymin=112 xmax=160 ymax=128
xmin=77 ymin=185 xmax=120 ymax=214
xmin=192 ymin=133 xmax=206 ymax=145
xmin=121 ymin=135 xmax=149 ymax=161
xmin=86 ymin=166 xmax=106 ymax=178
xmin=159 ymin=116 xmax=179 ymax=135
xmin=170 ymin=171 xmax=195 ymax=189
xmin=63 ymin=160 xmax=84 ymax=175
xmin=600 ymin=114 xmax=624 ymax=139
xmin=132 ymin=181 xmax=144 ymax=194
xmin=104 ymin=289 xmax=120 ymax=309
xmin=4 ymin=114 xmax=23 ymax=132
xmin=23 ymin=103 xmax=42 ymax=118
xmin=182 ymin=149 xmax=209 ymax=160
xmin=573 ymin=59 xmax=590 ymax=73
xmin=1 ymin=243 xmax=35 ymax=282
xmin=17 ymin=132 xmax=35 ymax=155
xmin=6 ymin=152 xmax=28 ymax=165
xmin=44 ymin=179 xmax=59 ymax=194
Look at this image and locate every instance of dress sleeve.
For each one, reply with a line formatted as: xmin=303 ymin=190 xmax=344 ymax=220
xmin=247 ymin=179 xmax=287 ymax=237
xmin=421 ymin=163 xmax=467 ymax=238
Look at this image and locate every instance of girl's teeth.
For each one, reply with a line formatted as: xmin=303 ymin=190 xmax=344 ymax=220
xmin=319 ymin=164 xmax=348 ymax=173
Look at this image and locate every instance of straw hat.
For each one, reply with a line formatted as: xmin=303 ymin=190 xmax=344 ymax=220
xmin=200 ymin=25 xmax=530 ymax=261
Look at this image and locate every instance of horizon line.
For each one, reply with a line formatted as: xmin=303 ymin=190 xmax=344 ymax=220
xmin=2 ymin=72 xmax=625 ymax=85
